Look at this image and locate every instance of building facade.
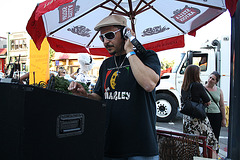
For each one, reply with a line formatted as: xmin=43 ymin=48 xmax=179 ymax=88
xmin=4 ymin=31 xmax=105 ymax=81
xmin=6 ymin=31 xmax=30 ymax=73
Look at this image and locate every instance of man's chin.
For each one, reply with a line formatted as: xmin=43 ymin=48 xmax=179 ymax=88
xmin=109 ymin=51 xmax=116 ymax=55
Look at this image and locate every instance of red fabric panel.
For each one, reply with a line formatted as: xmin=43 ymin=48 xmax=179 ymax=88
xmin=47 ymin=37 xmax=89 ymax=53
xmin=89 ymin=48 xmax=111 ymax=57
xmin=226 ymin=0 xmax=238 ymax=17
xmin=26 ymin=5 xmax=46 ymax=50
xmin=143 ymin=35 xmax=185 ymax=52
xmin=35 ymin=0 xmax=73 ymax=21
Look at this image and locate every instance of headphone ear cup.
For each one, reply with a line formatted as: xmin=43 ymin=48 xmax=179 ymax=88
xmin=122 ymin=27 xmax=128 ymax=40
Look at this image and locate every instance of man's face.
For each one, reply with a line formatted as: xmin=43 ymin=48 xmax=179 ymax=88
xmin=99 ymin=26 xmax=125 ymax=56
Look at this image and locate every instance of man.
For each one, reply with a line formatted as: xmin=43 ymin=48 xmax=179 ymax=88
xmin=68 ymin=15 xmax=160 ymax=160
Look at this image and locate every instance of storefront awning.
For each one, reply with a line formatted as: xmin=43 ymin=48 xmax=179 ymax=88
xmin=0 ymin=48 xmax=7 ymax=56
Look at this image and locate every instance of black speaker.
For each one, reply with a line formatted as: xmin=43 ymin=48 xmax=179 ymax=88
xmin=0 ymin=83 xmax=106 ymax=160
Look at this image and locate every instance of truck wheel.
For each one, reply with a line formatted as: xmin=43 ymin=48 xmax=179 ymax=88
xmin=155 ymin=93 xmax=178 ymax=122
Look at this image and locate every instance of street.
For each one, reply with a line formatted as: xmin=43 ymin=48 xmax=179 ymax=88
xmin=156 ymin=112 xmax=228 ymax=159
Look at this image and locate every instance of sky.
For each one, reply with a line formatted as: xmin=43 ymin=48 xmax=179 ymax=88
xmin=0 ymin=0 xmax=44 ymax=37
xmin=0 ymin=0 xmax=232 ymax=54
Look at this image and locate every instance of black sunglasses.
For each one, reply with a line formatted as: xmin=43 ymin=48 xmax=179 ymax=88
xmin=99 ymin=29 xmax=120 ymax=42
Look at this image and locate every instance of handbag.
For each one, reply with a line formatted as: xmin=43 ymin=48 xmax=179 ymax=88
xmin=180 ymin=83 xmax=207 ymax=120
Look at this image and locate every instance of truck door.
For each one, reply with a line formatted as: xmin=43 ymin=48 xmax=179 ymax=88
xmin=175 ymin=51 xmax=192 ymax=93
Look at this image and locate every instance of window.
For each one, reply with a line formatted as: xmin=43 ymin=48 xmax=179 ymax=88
xmin=10 ymin=38 xmax=27 ymax=50
xmin=197 ymin=54 xmax=208 ymax=71
xmin=179 ymin=52 xmax=208 ymax=74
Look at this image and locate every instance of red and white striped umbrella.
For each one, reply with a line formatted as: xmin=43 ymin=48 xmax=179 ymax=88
xmin=27 ymin=0 xmax=228 ymax=56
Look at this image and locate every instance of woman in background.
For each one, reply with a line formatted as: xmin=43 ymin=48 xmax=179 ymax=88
xmin=181 ymin=65 xmax=218 ymax=155
xmin=205 ymin=71 xmax=226 ymax=152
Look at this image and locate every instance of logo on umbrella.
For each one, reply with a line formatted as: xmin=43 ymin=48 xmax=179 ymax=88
xmin=58 ymin=0 xmax=80 ymax=23
xmin=67 ymin=25 xmax=91 ymax=37
xmin=142 ymin=25 xmax=170 ymax=37
xmin=172 ymin=5 xmax=200 ymax=24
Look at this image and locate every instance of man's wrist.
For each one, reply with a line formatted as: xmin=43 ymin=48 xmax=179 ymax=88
xmin=126 ymin=51 xmax=136 ymax=58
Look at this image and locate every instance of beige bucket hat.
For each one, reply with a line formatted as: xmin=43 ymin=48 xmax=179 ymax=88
xmin=94 ymin=15 xmax=127 ymax=31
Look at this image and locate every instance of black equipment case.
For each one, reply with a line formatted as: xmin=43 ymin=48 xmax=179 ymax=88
xmin=0 ymin=82 xmax=106 ymax=160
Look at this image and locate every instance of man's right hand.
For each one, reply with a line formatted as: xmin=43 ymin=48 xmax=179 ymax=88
xmin=68 ymin=81 xmax=88 ymax=97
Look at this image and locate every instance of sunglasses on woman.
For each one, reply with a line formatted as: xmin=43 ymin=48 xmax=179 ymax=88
xmin=99 ymin=29 xmax=121 ymax=42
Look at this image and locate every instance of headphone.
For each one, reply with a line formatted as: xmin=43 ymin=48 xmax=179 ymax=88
xmin=122 ymin=27 xmax=147 ymax=54
xmin=122 ymin=27 xmax=130 ymax=40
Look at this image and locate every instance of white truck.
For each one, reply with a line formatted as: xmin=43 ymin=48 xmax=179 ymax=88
xmin=156 ymin=36 xmax=231 ymax=122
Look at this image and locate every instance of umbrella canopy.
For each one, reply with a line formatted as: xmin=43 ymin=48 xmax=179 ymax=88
xmin=27 ymin=0 xmax=227 ymax=56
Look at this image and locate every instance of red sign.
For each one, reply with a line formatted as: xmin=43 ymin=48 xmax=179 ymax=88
xmin=143 ymin=35 xmax=185 ymax=52
xmin=172 ymin=5 xmax=200 ymax=24
xmin=58 ymin=1 xmax=77 ymax=23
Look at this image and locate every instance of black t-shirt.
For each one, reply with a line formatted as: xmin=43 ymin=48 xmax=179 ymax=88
xmin=94 ymin=50 xmax=161 ymax=158
xmin=181 ymin=82 xmax=210 ymax=104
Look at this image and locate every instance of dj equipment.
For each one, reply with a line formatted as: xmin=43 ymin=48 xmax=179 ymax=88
xmin=0 ymin=83 xmax=106 ymax=160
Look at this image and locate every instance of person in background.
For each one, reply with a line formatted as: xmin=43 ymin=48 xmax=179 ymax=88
xmin=19 ymin=72 xmax=29 ymax=84
xmin=205 ymin=71 xmax=226 ymax=152
xmin=68 ymin=15 xmax=160 ymax=160
xmin=181 ymin=65 xmax=218 ymax=156
xmin=57 ymin=68 xmax=66 ymax=77
xmin=70 ymin=68 xmax=80 ymax=80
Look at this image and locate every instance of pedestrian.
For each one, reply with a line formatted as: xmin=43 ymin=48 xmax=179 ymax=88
xmin=181 ymin=65 xmax=219 ymax=155
xmin=57 ymin=67 xmax=66 ymax=77
xmin=205 ymin=71 xmax=227 ymax=152
xmin=68 ymin=15 xmax=161 ymax=160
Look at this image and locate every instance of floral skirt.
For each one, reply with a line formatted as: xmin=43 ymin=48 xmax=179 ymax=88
xmin=183 ymin=115 xmax=218 ymax=150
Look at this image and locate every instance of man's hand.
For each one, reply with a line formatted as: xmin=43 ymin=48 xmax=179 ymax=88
xmin=68 ymin=81 xmax=88 ymax=97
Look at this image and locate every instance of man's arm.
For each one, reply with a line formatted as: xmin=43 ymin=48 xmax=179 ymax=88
xmin=68 ymin=81 xmax=102 ymax=101
xmin=19 ymin=72 xmax=29 ymax=84
xmin=128 ymin=54 xmax=159 ymax=92
xmin=125 ymin=38 xmax=160 ymax=92
xmin=220 ymin=89 xmax=226 ymax=126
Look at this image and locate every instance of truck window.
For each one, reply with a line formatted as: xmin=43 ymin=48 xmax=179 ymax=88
xmin=179 ymin=54 xmax=208 ymax=74
xmin=198 ymin=56 xmax=208 ymax=71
